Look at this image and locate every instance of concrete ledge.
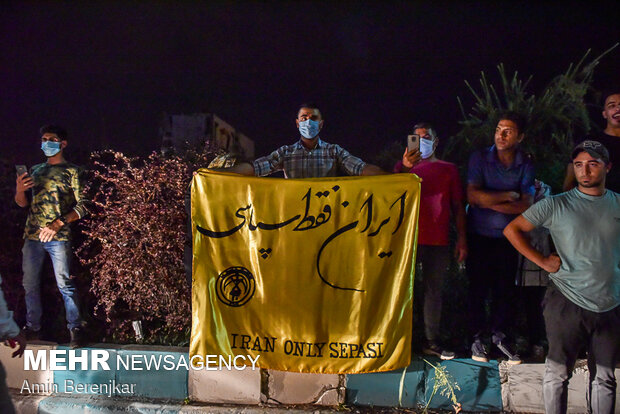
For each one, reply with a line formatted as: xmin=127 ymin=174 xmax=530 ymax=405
xmin=426 ymin=359 xmax=502 ymax=412
xmin=502 ymin=361 xmax=620 ymax=413
xmin=0 ymin=341 xmax=56 ymax=392
xmin=189 ymin=365 xmax=261 ymax=405
xmin=52 ymin=345 xmax=117 ymax=395
xmin=346 ymin=357 xmax=502 ymax=411
xmin=11 ymin=391 xmax=47 ymax=414
xmin=48 ymin=344 xmax=188 ymax=400
xmin=37 ymin=393 xmax=185 ymax=413
xmin=116 ymin=345 xmax=188 ymax=400
xmin=346 ymin=358 xmax=425 ymax=408
xmin=4 ymin=343 xmax=620 ymax=412
xmin=264 ymin=370 xmax=344 ymax=405
xmin=10 ymin=389 xmax=340 ymax=413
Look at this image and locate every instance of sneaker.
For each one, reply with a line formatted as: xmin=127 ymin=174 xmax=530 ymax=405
xmin=471 ymin=338 xmax=489 ymax=363
xmin=492 ymin=333 xmax=522 ymax=365
xmin=422 ymin=341 xmax=456 ymax=360
xmin=22 ymin=326 xmax=40 ymax=341
xmin=69 ymin=327 xmax=86 ymax=349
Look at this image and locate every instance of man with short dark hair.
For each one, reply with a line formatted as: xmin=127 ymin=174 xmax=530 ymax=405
xmin=466 ymin=111 xmax=534 ymax=364
xmin=504 ymin=140 xmax=619 ymax=414
xmin=563 ymin=90 xmax=620 ymax=192
xmin=393 ymin=122 xmax=466 ymax=360
xmin=219 ymin=103 xmax=397 ymax=177
xmin=14 ymin=124 xmax=89 ymax=348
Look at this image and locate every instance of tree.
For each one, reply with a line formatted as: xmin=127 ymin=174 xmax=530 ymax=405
xmin=444 ymin=44 xmax=618 ymax=192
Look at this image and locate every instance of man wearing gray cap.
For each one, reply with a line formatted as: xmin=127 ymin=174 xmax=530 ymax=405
xmin=503 ymin=140 xmax=619 ymax=414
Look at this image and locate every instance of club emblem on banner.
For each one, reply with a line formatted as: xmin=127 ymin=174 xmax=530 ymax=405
xmin=215 ymin=266 xmax=256 ymax=307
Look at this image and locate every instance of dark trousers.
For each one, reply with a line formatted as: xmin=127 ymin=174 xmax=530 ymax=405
xmin=520 ymin=286 xmax=547 ymax=346
xmin=542 ymin=284 xmax=620 ymax=414
xmin=416 ymin=245 xmax=450 ymax=343
xmin=466 ymin=232 xmax=519 ymax=338
xmin=0 ymin=363 xmax=15 ymax=414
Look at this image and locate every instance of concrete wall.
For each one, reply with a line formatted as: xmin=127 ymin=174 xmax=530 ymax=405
xmin=2 ymin=342 xmax=619 ymax=412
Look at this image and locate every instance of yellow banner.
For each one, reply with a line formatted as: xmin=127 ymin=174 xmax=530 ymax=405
xmin=190 ymin=170 xmax=420 ymax=374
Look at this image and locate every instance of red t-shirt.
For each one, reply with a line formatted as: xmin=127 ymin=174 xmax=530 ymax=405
xmin=394 ymin=159 xmax=463 ymax=246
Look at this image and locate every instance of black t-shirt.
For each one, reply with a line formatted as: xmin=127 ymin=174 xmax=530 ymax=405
xmin=577 ymin=132 xmax=620 ymax=192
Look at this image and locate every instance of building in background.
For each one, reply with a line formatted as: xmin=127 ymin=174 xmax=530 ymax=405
xmin=160 ymin=112 xmax=254 ymax=160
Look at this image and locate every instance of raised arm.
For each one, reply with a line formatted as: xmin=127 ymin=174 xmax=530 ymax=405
xmin=210 ymin=162 xmax=255 ymax=176
xmin=15 ymin=172 xmax=33 ymax=207
xmin=361 ymin=164 xmax=389 ymax=175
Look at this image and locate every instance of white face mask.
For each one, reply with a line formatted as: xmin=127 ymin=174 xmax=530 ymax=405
xmin=41 ymin=141 xmax=62 ymax=157
xmin=298 ymin=119 xmax=320 ymax=139
xmin=420 ymin=137 xmax=435 ymax=159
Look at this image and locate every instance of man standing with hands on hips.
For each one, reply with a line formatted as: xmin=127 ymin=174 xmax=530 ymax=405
xmin=15 ymin=124 xmax=89 ymax=348
xmin=504 ymin=140 xmax=619 ymax=414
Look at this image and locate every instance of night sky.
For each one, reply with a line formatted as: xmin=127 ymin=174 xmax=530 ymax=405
xmin=2 ymin=2 xmax=618 ymax=167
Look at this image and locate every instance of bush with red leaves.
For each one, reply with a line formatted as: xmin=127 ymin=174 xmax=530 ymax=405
xmin=78 ymin=151 xmax=197 ymax=344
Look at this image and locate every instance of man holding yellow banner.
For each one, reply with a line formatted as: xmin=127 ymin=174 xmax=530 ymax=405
xmin=190 ymin=103 xmax=422 ymax=373
xmin=215 ymin=103 xmax=419 ymax=178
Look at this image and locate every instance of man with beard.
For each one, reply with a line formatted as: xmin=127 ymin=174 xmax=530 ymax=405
xmin=564 ymin=90 xmax=620 ymax=192
xmin=504 ymin=140 xmax=619 ymax=414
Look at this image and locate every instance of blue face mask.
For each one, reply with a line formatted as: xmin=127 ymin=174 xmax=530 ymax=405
xmin=298 ymin=119 xmax=321 ymax=139
xmin=420 ymin=137 xmax=435 ymax=159
xmin=41 ymin=141 xmax=62 ymax=157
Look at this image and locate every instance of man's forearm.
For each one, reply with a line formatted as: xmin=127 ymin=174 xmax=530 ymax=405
xmin=211 ymin=162 xmax=255 ymax=176
xmin=454 ymin=202 xmax=467 ymax=240
xmin=503 ymin=217 xmax=545 ymax=268
xmin=15 ymin=191 xmax=29 ymax=207
xmin=467 ymin=187 xmax=515 ymax=208
xmin=62 ymin=210 xmax=80 ymax=224
xmin=361 ymin=164 xmax=389 ymax=175
xmin=489 ymin=198 xmax=532 ymax=215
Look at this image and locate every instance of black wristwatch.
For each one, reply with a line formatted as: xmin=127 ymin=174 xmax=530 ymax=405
xmin=57 ymin=216 xmax=67 ymax=226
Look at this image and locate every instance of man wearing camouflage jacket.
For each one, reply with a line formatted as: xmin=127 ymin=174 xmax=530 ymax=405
xmin=15 ymin=125 xmax=89 ymax=348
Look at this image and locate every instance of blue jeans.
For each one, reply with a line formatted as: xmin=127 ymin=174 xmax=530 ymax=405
xmin=22 ymin=239 xmax=82 ymax=331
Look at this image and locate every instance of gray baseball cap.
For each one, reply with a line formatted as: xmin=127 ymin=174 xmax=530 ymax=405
xmin=571 ymin=140 xmax=610 ymax=164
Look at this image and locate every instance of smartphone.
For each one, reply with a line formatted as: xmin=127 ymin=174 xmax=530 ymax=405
xmin=407 ymin=134 xmax=420 ymax=152
xmin=15 ymin=164 xmax=28 ymax=177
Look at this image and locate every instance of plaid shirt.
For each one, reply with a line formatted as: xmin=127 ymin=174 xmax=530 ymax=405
xmin=252 ymin=138 xmax=366 ymax=178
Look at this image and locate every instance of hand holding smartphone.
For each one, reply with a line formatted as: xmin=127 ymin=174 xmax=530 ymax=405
xmin=15 ymin=164 xmax=34 ymax=194
xmin=16 ymin=164 xmax=28 ymax=177
xmin=401 ymin=134 xmax=422 ymax=169
xmin=407 ymin=134 xmax=420 ymax=153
